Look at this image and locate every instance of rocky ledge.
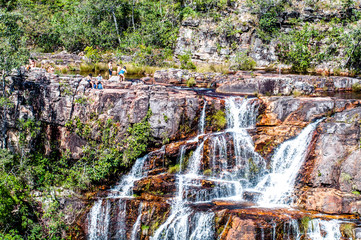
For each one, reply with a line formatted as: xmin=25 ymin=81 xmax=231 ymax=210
xmin=152 ymin=69 xmax=361 ymax=97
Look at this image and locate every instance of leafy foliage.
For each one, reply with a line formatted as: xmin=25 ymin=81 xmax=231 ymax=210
xmin=247 ymin=0 xmax=286 ymax=41
xmin=232 ymin=51 xmax=256 ymax=71
xmin=179 ymin=52 xmax=196 ymax=70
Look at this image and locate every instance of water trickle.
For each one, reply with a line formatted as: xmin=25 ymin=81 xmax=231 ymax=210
xmin=199 ymin=100 xmax=207 ymax=135
xmin=131 ymin=203 xmax=144 ymax=240
xmin=256 ymin=119 xmax=323 ymax=206
xmin=307 ymin=219 xmax=342 ymax=240
xmin=178 ymin=145 xmax=186 ymax=172
xmin=187 ymin=140 xmax=205 ymax=176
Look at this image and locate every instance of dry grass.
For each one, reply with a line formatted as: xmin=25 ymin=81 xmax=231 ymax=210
xmin=197 ymin=63 xmax=230 ymax=74
xmin=95 ymin=62 xmax=108 ymax=71
xmin=80 ymin=63 xmax=95 ymax=72
xmin=125 ymin=64 xmax=162 ymax=76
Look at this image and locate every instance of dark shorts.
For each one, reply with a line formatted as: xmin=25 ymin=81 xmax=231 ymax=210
xmin=109 ymin=69 xmax=112 ymax=75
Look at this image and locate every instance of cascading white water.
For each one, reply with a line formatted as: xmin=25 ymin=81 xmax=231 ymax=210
xmin=256 ymin=119 xmax=323 ymax=206
xmin=114 ymin=199 xmax=127 ymax=240
xmin=111 ymin=154 xmax=149 ymax=197
xmin=307 ymin=219 xmax=342 ymax=240
xmin=225 ymin=97 xmax=258 ymax=130
xmin=88 ymin=96 xmax=328 ymax=240
xmin=199 ymin=100 xmax=207 ymax=135
xmin=225 ymin=97 xmax=266 ymax=187
xmin=189 ymin=212 xmax=215 ymax=240
xmin=88 ymin=199 xmax=111 ymax=240
xmin=152 ymin=97 xmax=261 ymax=239
xmin=187 ymin=141 xmax=205 ymax=176
xmin=178 ymin=145 xmax=186 ymax=172
xmin=87 ymin=154 xmax=149 ymax=240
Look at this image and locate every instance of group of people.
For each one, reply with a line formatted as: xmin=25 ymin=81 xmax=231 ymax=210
xmin=85 ymin=62 xmax=128 ymax=90
xmin=86 ymin=73 xmax=103 ymax=89
xmin=108 ymin=61 xmax=127 ymax=81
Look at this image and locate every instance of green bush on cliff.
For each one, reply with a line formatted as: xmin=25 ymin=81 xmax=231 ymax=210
xmin=246 ymin=0 xmax=286 ymax=41
xmin=277 ymin=23 xmax=321 ymax=73
xmin=233 ymin=51 xmax=256 ymax=71
xmin=209 ymin=110 xmax=227 ymax=131
xmin=179 ymin=52 xmax=197 ymax=70
xmin=352 ymin=83 xmax=361 ymax=92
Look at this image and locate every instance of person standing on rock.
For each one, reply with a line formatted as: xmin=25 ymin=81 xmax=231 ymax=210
xmin=108 ymin=61 xmax=113 ymax=78
xmin=118 ymin=66 xmax=127 ymax=81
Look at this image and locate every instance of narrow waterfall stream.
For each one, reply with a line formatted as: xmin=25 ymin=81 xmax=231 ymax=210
xmin=87 ymin=97 xmax=351 ymax=240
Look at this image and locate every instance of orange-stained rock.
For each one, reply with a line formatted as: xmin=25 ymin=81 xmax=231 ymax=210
xmin=297 ymin=188 xmax=361 ymax=215
xmin=133 ymin=173 xmax=177 ymax=197
xmin=224 ymin=217 xmax=256 ymax=240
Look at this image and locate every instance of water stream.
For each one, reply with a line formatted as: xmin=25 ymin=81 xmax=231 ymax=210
xmin=87 ymin=97 xmax=349 ymax=240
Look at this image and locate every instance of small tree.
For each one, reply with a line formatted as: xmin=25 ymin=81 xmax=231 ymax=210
xmin=0 ymin=10 xmax=29 ymax=148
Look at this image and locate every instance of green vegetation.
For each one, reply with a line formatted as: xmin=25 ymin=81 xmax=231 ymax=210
xmin=0 ymin=109 xmax=153 ymax=237
xmin=168 ymin=164 xmax=180 ymax=174
xmin=300 ymin=216 xmax=311 ymax=233
xmin=340 ymin=223 xmax=355 ymax=239
xmin=352 ymin=83 xmax=361 ymax=92
xmin=203 ymin=169 xmax=212 ymax=176
xmin=179 ymin=52 xmax=196 ymax=70
xmin=208 ymin=110 xmax=227 ymax=131
xmin=186 ymin=77 xmax=196 ymax=87
xmin=232 ymin=51 xmax=256 ymax=71
xmin=247 ymin=0 xmax=287 ymax=41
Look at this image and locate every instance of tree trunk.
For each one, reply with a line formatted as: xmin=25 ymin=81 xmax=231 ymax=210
xmin=132 ymin=0 xmax=135 ymax=30
xmin=1 ymin=72 xmax=7 ymax=149
xmin=112 ymin=10 xmax=122 ymax=45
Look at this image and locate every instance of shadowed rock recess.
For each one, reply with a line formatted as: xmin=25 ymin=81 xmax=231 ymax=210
xmin=3 ymin=68 xmax=361 ymax=239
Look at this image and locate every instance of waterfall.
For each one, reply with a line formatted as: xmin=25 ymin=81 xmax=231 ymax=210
xmin=87 ymin=155 xmax=149 ymax=240
xmin=256 ymin=119 xmax=323 ymax=206
xmin=88 ymin=200 xmax=111 ymax=240
xmin=87 ymin=96 xmax=329 ymax=240
xmin=111 ymin=154 xmax=149 ymax=197
xmin=114 ymin=199 xmax=127 ymax=240
xmin=152 ymin=97 xmax=260 ymax=239
xmin=225 ymin=97 xmax=266 ymax=187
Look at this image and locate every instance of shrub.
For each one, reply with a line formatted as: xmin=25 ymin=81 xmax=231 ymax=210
xmin=84 ymin=46 xmax=101 ymax=63
xmin=352 ymin=83 xmax=361 ymax=92
xmin=80 ymin=63 xmax=95 ymax=72
xmin=277 ymin=23 xmax=322 ymax=73
xmin=210 ymin=110 xmax=227 ymax=131
xmin=233 ymin=51 xmax=256 ymax=70
xmin=179 ymin=52 xmax=196 ymax=70
xmin=186 ymin=77 xmax=196 ymax=87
